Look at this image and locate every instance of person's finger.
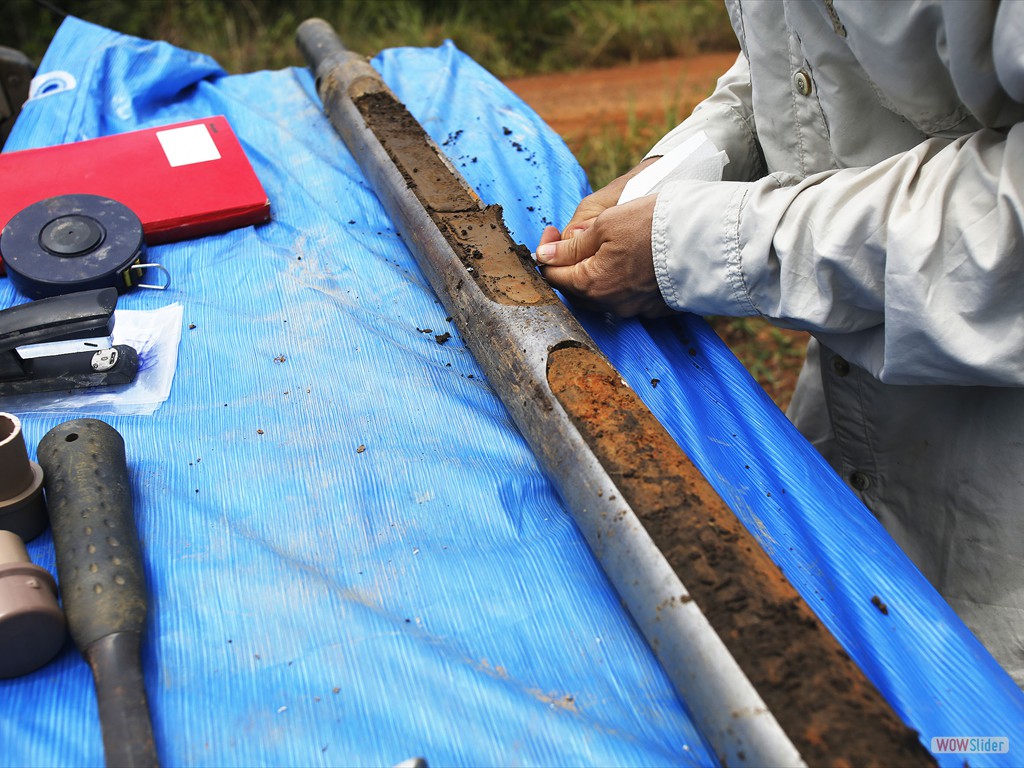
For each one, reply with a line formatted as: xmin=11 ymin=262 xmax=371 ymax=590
xmin=537 ymin=219 xmax=594 ymax=258
xmin=557 ymin=156 xmax=659 ymax=239
xmin=561 ymin=205 xmax=604 ymax=239
xmin=566 ymin=218 xmax=595 ymax=238
xmin=541 ymin=260 xmax=583 ymax=298
xmin=538 ymin=225 xmax=562 ymax=248
xmin=534 ymin=224 xmax=598 ymax=267
xmin=544 ymin=259 xmax=637 ymax=317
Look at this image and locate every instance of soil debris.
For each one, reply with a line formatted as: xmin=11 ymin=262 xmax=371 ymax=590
xmin=871 ymin=595 xmax=890 ymax=616
xmin=547 ymin=344 xmax=933 ymax=767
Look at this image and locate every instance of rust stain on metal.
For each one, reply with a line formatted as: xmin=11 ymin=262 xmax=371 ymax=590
xmin=547 ymin=343 xmax=933 ymax=768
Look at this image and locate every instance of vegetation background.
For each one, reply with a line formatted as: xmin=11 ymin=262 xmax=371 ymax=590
xmin=4 ymin=0 xmax=738 ymax=77
xmin=2 ymin=0 xmax=805 ymax=408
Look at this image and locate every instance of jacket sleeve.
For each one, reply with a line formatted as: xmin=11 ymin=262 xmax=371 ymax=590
xmin=646 ymin=52 xmax=765 ymax=183
xmin=653 ymin=9 xmax=1024 ymax=388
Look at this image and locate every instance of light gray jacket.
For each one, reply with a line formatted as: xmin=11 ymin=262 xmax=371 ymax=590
xmin=649 ymin=0 xmax=1024 ymax=684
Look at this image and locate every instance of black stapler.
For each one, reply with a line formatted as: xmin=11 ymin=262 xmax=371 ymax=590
xmin=0 ymin=288 xmax=139 ymax=396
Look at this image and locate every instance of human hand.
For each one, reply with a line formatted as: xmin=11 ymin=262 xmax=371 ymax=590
xmin=536 ymin=194 xmax=672 ymax=318
xmin=553 ymin=156 xmax=662 ymax=240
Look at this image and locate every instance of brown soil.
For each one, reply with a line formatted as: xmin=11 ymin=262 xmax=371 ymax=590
xmin=504 ymin=53 xmax=739 ymax=140
xmin=437 ymin=208 xmax=552 ymax=306
xmin=548 ymin=345 xmax=933 ymax=767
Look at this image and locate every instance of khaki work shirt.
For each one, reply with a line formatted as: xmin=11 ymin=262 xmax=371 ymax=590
xmin=648 ymin=0 xmax=1024 ymax=684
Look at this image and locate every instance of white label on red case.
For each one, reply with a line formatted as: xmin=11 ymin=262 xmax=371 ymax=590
xmin=156 ymin=124 xmax=221 ymax=168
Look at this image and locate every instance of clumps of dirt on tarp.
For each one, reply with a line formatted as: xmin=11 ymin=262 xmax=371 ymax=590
xmin=547 ymin=344 xmax=934 ymax=768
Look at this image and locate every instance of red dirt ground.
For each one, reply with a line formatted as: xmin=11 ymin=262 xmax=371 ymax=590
xmin=504 ymin=52 xmax=738 ymax=138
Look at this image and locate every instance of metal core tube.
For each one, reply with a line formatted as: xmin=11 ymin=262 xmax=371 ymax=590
xmin=296 ymin=19 xmax=800 ymax=766
xmin=296 ymin=19 xmax=934 ymax=767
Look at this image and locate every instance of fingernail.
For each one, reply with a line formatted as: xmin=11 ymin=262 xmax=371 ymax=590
xmin=536 ymin=243 xmax=556 ymax=263
xmin=570 ymin=227 xmax=585 ymax=238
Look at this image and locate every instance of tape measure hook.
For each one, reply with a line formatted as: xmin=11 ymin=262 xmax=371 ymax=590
xmin=130 ymin=263 xmax=172 ymax=291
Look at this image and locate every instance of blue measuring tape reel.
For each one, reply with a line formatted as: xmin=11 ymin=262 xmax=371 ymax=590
xmin=1 ymin=194 xmax=169 ymax=300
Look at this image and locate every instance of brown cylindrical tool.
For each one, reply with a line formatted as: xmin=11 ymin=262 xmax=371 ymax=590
xmin=37 ymin=419 xmax=157 ymax=768
xmin=0 ymin=529 xmax=66 ymax=677
xmin=0 ymin=411 xmax=46 ymax=540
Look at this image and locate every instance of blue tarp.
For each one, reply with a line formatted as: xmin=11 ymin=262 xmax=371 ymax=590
xmin=2 ymin=16 xmax=1022 ymax=767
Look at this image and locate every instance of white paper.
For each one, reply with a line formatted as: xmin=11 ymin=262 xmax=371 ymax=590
xmin=157 ymin=123 xmax=221 ymax=167
xmin=618 ymin=131 xmax=727 ymax=204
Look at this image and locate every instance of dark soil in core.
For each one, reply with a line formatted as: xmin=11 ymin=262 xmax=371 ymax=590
xmin=547 ymin=344 xmax=934 ymax=768
xmin=356 ymin=90 xmax=554 ymax=307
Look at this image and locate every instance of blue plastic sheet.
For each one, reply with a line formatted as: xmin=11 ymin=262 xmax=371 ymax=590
xmin=1 ymin=16 xmax=1022 ymax=767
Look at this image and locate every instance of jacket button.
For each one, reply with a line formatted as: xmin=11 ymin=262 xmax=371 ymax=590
xmin=830 ymin=355 xmax=850 ymax=376
xmin=850 ymin=471 xmax=871 ymax=491
xmin=793 ymin=69 xmax=813 ymax=96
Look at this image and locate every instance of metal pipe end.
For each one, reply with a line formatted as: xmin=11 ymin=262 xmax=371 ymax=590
xmin=0 ymin=412 xmax=47 ymax=541
xmin=297 ymin=17 xmax=348 ymax=72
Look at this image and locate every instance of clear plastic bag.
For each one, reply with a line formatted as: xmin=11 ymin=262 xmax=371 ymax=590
xmin=0 ymin=303 xmax=183 ymax=416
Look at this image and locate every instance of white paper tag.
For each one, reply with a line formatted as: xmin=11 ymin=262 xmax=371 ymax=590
xmin=156 ymin=123 xmax=222 ymax=167
xmin=618 ymin=131 xmax=727 ymax=204
xmin=0 ymin=304 xmax=184 ymax=416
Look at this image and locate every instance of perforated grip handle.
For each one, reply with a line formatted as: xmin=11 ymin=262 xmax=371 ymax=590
xmin=38 ymin=419 xmax=157 ymax=768
xmin=37 ymin=419 xmax=146 ymax=650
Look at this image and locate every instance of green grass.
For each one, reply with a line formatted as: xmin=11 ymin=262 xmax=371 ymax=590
xmin=3 ymin=0 xmax=735 ymax=77
xmin=573 ymin=99 xmax=684 ymax=190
